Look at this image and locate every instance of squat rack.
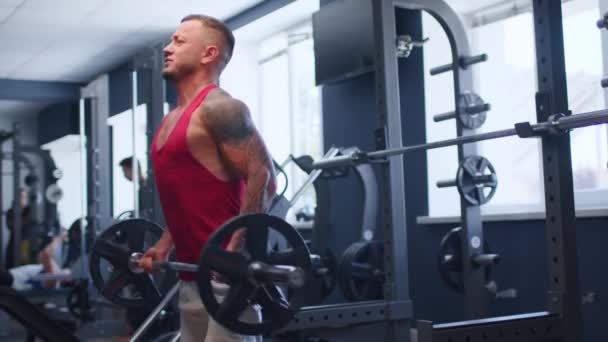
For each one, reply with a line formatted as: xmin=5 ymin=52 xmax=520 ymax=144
xmin=282 ymin=0 xmax=585 ymax=341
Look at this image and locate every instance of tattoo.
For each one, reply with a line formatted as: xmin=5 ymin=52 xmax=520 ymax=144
xmin=204 ymin=92 xmax=276 ymax=216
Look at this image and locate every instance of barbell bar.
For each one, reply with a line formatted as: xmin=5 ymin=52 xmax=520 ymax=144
xmin=312 ymin=109 xmax=608 ymax=170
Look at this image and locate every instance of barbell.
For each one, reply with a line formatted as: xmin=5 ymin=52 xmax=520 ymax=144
xmin=90 ymin=213 xmax=313 ymax=335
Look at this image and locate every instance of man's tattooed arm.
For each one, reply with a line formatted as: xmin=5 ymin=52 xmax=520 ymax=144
xmin=204 ymin=94 xmax=277 ymax=250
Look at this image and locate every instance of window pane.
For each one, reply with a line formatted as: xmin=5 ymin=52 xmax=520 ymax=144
xmin=423 ymin=12 xmax=459 ymax=217
xmin=259 ymin=54 xmax=292 ymax=196
xmin=424 ymin=9 xmax=543 ymax=217
xmin=473 ymin=12 xmax=544 ymax=215
xmin=562 ymin=0 xmax=608 ymax=208
xmin=288 ymin=24 xmax=321 ymax=212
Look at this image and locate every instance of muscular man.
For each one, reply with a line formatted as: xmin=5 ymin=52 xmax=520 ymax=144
xmin=139 ymin=14 xmax=276 ymax=342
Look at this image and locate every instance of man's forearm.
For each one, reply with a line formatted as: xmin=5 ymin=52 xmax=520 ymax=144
xmin=229 ymin=169 xmax=276 ymax=249
xmin=240 ymin=169 xmax=276 ymax=215
xmin=158 ymin=229 xmax=174 ymax=250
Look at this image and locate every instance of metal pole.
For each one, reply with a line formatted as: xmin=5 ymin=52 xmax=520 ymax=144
xmin=0 ymin=140 xmax=3 ymax=269
xmin=532 ymin=1 xmax=583 ymax=340
xmin=11 ymin=123 xmax=20 ymax=268
xmin=78 ymin=98 xmax=88 ymax=278
xmin=131 ymin=70 xmax=140 ymax=218
xmin=288 ymin=147 xmax=340 ymax=206
xmin=129 ymin=283 xmax=179 ymax=342
xmin=372 ymin=0 xmax=410 ymax=340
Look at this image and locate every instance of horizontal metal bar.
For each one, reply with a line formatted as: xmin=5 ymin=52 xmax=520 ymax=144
xmin=0 ymin=78 xmax=81 ymax=102
xmin=154 ymin=261 xmax=197 ymax=273
xmin=429 ymin=54 xmax=488 ymax=76
xmin=436 ymin=179 xmax=456 ymax=188
xmin=311 ymin=108 xmax=608 ymax=170
xmin=465 ymin=102 xmax=491 ymax=114
xmin=418 ymin=312 xmax=563 ymax=342
xmin=553 ymin=108 xmax=608 ymax=130
xmin=288 ymin=147 xmax=340 ymax=206
xmin=433 ymin=110 xmax=456 ymax=122
xmin=434 ymin=311 xmax=553 ymax=329
xmin=460 ymin=53 xmax=488 ymax=68
xmin=429 ymin=62 xmax=455 ymax=76
xmin=280 ymin=300 xmax=412 ymax=332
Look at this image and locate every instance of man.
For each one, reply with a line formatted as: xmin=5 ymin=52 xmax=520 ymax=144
xmin=119 ymin=157 xmax=145 ymax=185
xmin=118 ymin=157 xmax=152 ymax=219
xmin=139 ymin=14 xmax=276 ymax=342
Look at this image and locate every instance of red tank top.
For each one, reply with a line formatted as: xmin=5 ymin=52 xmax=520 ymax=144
xmin=151 ymin=84 xmax=245 ymax=281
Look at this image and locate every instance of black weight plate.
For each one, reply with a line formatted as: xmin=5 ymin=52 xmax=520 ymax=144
xmin=90 ymin=219 xmax=176 ymax=308
xmin=197 ymin=214 xmax=311 ymax=336
xmin=437 ymin=227 xmax=493 ymax=293
xmin=339 ymin=241 xmax=384 ymax=301
xmin=456 ymin=156 xmax=497 ymax=206
xmin=458 ymin=91 xmax=488 ymax=129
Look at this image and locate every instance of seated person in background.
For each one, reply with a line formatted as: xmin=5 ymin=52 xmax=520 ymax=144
xmin=1 ymin=232 xmax=71 ymax=290
xmin=5 ymin=205 xmax=35 ymax=269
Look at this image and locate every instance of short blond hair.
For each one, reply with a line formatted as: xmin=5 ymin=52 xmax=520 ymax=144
xmin=181 ymin=14 xmax=235 ymax=71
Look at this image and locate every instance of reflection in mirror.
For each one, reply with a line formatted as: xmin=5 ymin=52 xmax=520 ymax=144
xmin=41 ymin=135 xmax=87 ymax=231
xmin=108 ymin=104 xmax=148 ymax=218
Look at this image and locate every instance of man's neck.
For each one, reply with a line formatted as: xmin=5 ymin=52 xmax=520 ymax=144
xmin=174 ymin=70 xmax=218 ymax=107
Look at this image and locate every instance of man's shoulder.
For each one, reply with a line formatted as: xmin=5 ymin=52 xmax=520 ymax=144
xmin=204 ymin=87 xmax=247 ymax=113
xmin=199 ymin=88 xmax=253 ymax=141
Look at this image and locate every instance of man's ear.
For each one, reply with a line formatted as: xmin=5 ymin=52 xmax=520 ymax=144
xmin=201 ymin=45 xmax=221 ymax=65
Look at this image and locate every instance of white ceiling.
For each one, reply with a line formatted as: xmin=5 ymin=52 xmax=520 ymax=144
xmin=0 ymin=0 xmax=519 ymax=85
xmin=0 ymin=0 xmax=528 ymax=118
xmin=0 ymin=0 xmax=262 ymax=83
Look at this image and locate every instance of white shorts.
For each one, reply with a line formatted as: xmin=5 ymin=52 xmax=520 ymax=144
xmin=9 ymin=264 xmax=43 ymax=291
xmin=179 ymin=280 xmax=262 ymax=342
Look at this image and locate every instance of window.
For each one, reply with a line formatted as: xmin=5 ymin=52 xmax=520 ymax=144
xmin=425 ymin=0 xmax=607 ymax=217
xmin=223 ymin=18 xmax=322 ymax=222
xmin=562 ymin=0 xmax=608 ymax=208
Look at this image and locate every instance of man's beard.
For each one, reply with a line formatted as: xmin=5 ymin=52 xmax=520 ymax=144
xmin=161 ymin=63 xmax=195 ymax=81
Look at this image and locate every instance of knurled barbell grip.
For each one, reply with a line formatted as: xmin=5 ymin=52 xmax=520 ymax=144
xmin=248 ymin=261 xmax=306 ymax=288
xmin=153 ymin=261 xmax=198 ymax=273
